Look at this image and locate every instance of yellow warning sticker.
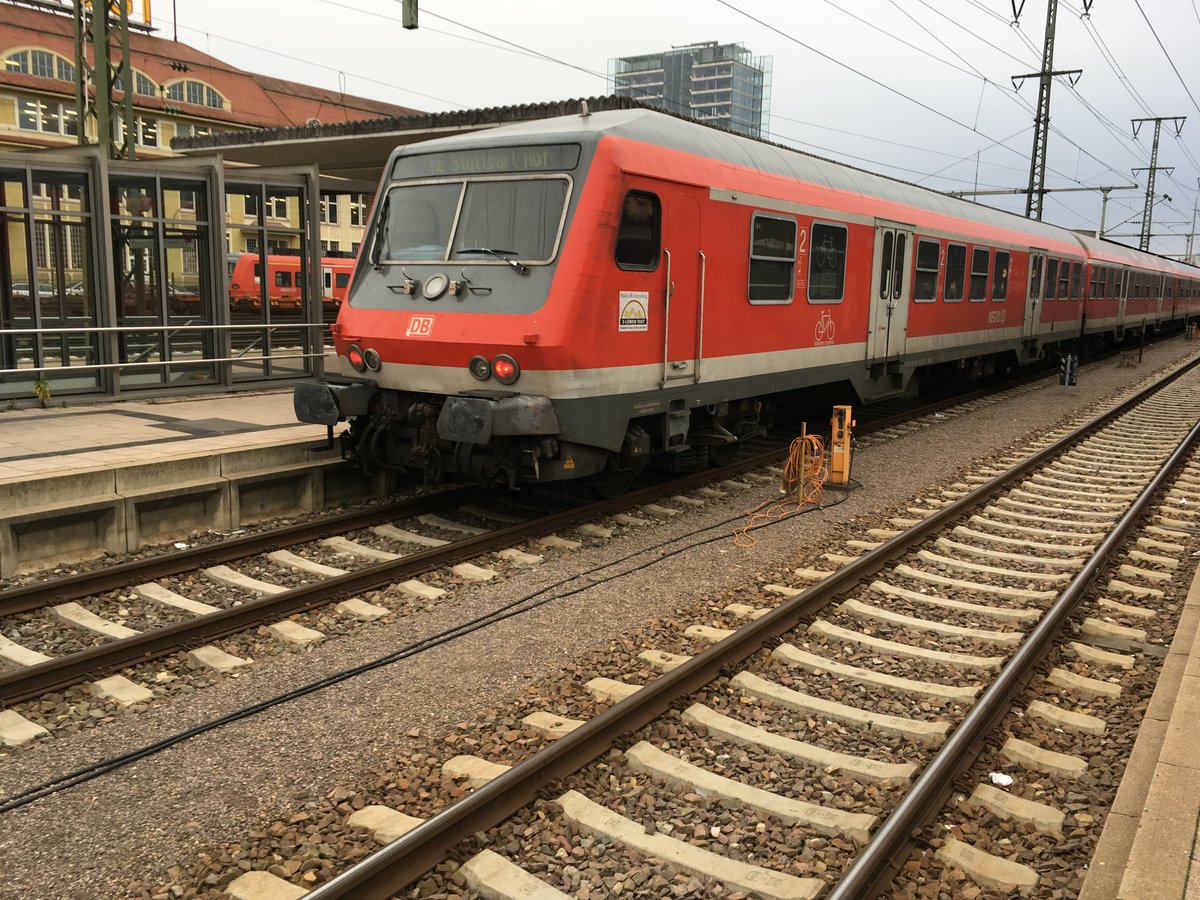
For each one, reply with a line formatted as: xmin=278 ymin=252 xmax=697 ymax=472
xmin=564 ymin=456 xmax=575 ymax=469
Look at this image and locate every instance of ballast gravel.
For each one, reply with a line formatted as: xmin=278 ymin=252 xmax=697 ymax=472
xmin=0 ymin=341 xmax=1196 ymax=899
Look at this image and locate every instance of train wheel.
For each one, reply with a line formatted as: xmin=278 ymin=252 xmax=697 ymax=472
xmin=590 ymin=459 xmax=640 ymax=499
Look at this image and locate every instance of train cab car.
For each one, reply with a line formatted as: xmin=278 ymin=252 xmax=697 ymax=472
xmin=228 ymin=253 xmax=356 ymax=314
xmin=294 ymin=105 xmax=1200 ymax=489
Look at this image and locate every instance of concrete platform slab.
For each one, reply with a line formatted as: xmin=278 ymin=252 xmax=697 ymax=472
xmin=0 ymin=392 xmax=378 ymax=578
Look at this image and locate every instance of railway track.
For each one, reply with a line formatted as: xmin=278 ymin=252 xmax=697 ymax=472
xmin=225 ymin=357 xmax=1200 ymax=899
xmin=0 ymin=358 xmax=1084 ymax=724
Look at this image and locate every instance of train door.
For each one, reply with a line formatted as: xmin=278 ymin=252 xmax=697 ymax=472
xmin=867 ymin=221 xmax=912 ymax=365
xmin=1117 ymin=267 xmax=1129 ymax=331
xmin=660 ymin=193 xmax=703 ymax=387
xmin=1025 ymin=250 xmax=1045 ymax=340
xmin=322 ymin=266 xmax=334 ymax=301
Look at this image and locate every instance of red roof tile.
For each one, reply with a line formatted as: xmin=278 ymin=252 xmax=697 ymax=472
xmin=0 ymin=0 xmax=420 ymax=130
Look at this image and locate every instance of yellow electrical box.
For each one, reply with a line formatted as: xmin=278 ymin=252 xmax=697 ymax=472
xmin=829 ymin=404 xmax=854 ymax=485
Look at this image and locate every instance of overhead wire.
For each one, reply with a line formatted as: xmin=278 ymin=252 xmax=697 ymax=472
xmin=742 ymin=0 xmax=1148 ymax=201
xmin=1131 ymin=0 xmax=1200 ymax=118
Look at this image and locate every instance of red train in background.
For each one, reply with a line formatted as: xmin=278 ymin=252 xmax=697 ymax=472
xmin=295 ymin=104 xmax=1200 ymax=490
xmin=228 ymin=253 xmax=356 ymax=314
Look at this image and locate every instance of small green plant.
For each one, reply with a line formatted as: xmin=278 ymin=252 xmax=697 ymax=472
xmin=32 ymin=377 xmax=51 ymax=408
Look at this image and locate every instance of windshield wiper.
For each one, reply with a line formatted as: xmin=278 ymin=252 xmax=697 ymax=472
xmin=456 ymin=247 xmax=529 ymax=275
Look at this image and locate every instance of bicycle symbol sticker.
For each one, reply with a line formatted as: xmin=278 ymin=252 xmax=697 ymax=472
xmin=815 ymin=309 xmax=836 ymax=345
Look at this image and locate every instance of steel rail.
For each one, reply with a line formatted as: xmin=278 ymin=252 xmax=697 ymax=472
xmin=304 ymin=357 xmax=1200 ymax=899
xmin=0 ymin=487 xmax=484 ymax=615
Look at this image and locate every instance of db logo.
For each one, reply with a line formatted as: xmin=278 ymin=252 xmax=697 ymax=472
xmin=406 ymin=315 xmax=435 ymax=337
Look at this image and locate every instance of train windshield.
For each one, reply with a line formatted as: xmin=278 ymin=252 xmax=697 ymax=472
xmin=380 ymin=177 xmax=569 ymax=264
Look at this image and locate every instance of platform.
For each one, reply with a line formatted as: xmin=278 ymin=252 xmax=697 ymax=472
xmin=0 ymin=390 xmax=324 ymax=484
xmin=0 ymin=390 xmax=380 ymax=576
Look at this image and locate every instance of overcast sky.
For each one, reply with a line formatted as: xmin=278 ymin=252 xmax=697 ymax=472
xmin=161 ymin=0 xmax=1200 ymax=258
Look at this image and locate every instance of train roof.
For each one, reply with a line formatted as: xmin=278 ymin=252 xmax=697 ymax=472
xmin=1071 ymin=230 xmax=1194 ymax=275
xmin=387 ymin=105 xmax=1200 ymax=275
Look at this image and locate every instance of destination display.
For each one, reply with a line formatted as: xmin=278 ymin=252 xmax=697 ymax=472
xmin=391 ymin=144 xmax=581 ymax=180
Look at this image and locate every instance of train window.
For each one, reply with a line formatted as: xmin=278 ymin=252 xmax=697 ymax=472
xmin=891 ymin=233 xmax=906 ymax=301
xmin=1029 ymin=254 xmax=1043 ymax=300
xmin=1045 ymin=258 xmax=1058 ymax=299
xmin=614 ymin=190 xmax=660 ymax=271
xmin=878 ymin=231 xmax=894 ymax=300
xmin=944 ymin=243 xmax=966 ymax=302
xmin=748 ymin=212 xmax=796 ymax=303
xmin=1058 ymin=260 xmax=1070 ymax=300
xmin=914 ymin=238 xmax=938 ymax=302
xmin=969 ymin=248 xmax=990 ymax=301
xmin=992 ymin=251 xmax=1010 ymax=301
xmin=1070 ymin=262 xmax=1082 ymax=300
xmin=275 ymin=271 xmax=291 ymax=288
xmin=335 ymin=273 xmax=350 ymax=289
xmin=454 ymin=178 xmax=569 ymax=262
xmin=808 ymin=222 xmax=847 ymax=303
xmin=383 ymin=182 xmax=461 ymax=260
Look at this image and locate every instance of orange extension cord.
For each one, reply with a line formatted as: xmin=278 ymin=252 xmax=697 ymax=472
xmin=733 ymin=433 xmax=829 ymax=548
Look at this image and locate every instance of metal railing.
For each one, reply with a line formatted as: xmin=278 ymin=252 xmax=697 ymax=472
xmin=0 ymin=321 xmax=332 ymax=376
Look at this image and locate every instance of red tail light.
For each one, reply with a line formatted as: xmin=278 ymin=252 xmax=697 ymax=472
xmin=492 ymin=354 xmax=519 ymax=385
xmin=347 ymin=344 xmax=366 ymax=371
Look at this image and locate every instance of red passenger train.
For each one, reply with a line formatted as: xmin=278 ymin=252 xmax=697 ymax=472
xmin=294 ymin=105 xmax=1200 ymax=489
xmin=228 ymin=253 xmax=356 ymax=313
